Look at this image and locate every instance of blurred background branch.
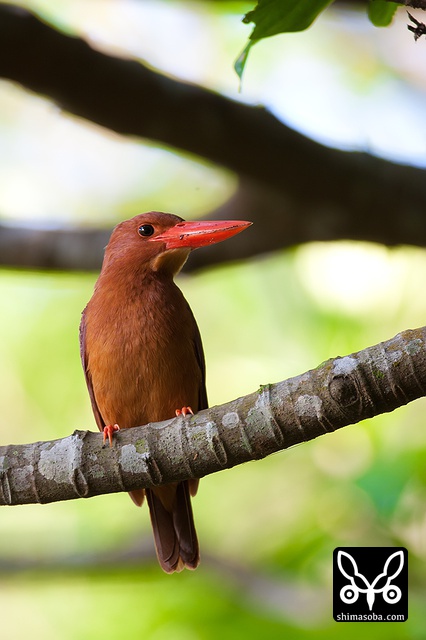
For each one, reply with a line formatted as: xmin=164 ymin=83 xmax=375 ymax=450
xmin=2 ymin=1 xmax=426 ymax=637
xmin=1 ymin=4 xmax=426 ymax=271
xmin=0 ymin=545 xmax=327 ymax=625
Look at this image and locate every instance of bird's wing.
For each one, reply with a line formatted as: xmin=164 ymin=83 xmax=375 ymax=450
xmin=189 ymin=307 xmax=208 ymax=412
xmin=188 ymin=307 xmax=208 ymax=498
xmin=79 ymin=307 xmax=105 ymax=432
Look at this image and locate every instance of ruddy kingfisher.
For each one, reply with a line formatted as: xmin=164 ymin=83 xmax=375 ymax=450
xmin=80 ymin=212 xmax=251 ymax=572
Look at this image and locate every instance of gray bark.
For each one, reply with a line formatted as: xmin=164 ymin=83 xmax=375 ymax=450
xmin=1 ymin=327 xmax=425 ymax=506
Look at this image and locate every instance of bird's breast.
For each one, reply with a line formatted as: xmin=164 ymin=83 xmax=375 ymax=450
xmin=84 ymin=280 xmax=202 ymax=428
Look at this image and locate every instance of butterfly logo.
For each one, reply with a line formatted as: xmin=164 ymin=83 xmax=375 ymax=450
xmin=337 ymin=550 xmax=404 ymax=611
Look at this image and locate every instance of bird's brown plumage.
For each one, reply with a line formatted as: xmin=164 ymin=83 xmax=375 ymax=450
xmin=80 ymin=211 xmax=250 ymax=572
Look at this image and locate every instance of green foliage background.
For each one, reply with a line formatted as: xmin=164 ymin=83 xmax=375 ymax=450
xmin=1 ymin=244 xmax=426 ymax=638
xmin=0 ymin=1 xmax=426 ymax=638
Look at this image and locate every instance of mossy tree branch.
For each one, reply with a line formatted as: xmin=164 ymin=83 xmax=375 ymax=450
xmin=1 ymin=327 xmax=425 ymax=507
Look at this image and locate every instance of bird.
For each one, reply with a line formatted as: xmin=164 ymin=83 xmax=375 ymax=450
xmin=80 ymin=211 xmax=251 ymax=573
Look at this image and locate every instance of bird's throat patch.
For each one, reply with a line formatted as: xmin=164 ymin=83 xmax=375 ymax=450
xmin=151 ymin=248 xmax=191 ymax=275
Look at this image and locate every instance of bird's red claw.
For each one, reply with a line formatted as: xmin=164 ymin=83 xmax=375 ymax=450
xmin=175 ymin=407 xmax=194 ymax=417
xmin=103 ymin=423 xmax=120 ymax=447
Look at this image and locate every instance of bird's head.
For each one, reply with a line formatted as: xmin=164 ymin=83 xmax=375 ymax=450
xmin=103 ymin=212 xmax=252 ymax=276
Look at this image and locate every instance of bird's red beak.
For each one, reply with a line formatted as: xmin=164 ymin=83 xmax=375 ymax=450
xmin=151 ymin=219 xmax=252 ymax=250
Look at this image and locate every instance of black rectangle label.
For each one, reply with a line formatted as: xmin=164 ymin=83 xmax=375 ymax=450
xmin=333 ymin=547 xmax=408 ymax=622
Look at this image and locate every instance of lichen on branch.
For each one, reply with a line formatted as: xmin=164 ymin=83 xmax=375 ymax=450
xmin=1 ymin=327 xmax=425 ymax=507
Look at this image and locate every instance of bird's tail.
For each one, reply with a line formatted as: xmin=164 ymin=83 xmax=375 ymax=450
xmin=145 ymin=481 xmax=199 ymax=573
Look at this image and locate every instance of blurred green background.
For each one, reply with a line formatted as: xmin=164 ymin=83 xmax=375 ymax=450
xmin=1 ymin=1 xmax=426 ymax=638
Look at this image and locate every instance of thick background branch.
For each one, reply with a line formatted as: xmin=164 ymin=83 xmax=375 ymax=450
xmin=1 ymin=5 xmax=426 ymax=271
xmin=1 ymin=327 xmax=425 ymax=506
xmin=3 ymin=172 xmax=426 ymax=272
xmin=0 ymin=221 xmax=110 ymax=271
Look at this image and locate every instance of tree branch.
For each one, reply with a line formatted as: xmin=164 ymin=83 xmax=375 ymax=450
xmin=1 ymin=327 xmax=425 ymax=507
xmin=5 ymin=168 xmax=426 ymax=273
xmin=0 ymin=221 xmax=110 ymax=271
xmin=2 ymin=5 xmax=426 ymax=270
xmin=399 ymin=0 xmax=426 ymax=9
xmin=0 ymin=3 xmax=311 ymax=191
xmin=0 ymin=3 xmax=420 ymax=205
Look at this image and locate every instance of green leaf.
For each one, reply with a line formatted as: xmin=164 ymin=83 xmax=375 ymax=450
xmin=368 ymin=0 xmax=398 ymax=27
xmin=234 ymin=40 xmax=255 ymax=82
xmin=235 ymin=0 xmax=398 ymax=80
xmin=235 ymin=0 xmax=333 ymax=81
xmin=242 ymin=0 xmax=334 ymax=41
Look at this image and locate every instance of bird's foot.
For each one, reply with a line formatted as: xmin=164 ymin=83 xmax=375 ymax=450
xmin=103 ymin=423 xmax=120 ymax=447
xmin=175 ymin=406 xmax=194 ymax=417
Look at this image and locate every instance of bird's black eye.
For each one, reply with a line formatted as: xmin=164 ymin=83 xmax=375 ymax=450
xmin=138 ymin=224 xmax=155 ymax=237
